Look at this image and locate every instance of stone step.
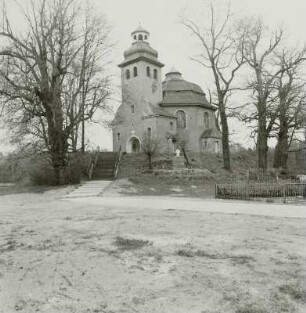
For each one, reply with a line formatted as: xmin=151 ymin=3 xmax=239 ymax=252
xmin=61 ymin=180 xmax=113 ymax=198
xmin=173 ymin=156 xmax=186 ymax=169
xmin=97 ymin=158 xmax=117 ymax=162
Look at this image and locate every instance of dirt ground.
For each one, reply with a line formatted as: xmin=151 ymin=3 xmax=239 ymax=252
xmin=0 ymin=187 xmax=305 ymax=313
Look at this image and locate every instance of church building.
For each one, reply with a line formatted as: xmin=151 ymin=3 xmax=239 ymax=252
xmin=112 ymin=26 xmax=222 ymax=154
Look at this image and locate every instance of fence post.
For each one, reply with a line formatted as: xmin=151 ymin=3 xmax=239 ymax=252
xmin=282 ymin=184 xmax=286 ymax=203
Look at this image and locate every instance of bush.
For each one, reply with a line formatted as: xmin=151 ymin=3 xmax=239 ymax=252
xmin=64 ymin=152 xmax=88 ymax=184
xmin=27 ymin=152 xmax=89 ymax=186
xmin=28 ymin=158 xmax=56 ymax=186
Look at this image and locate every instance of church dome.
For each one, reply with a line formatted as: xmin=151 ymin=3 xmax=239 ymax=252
xmin=161 ymin=68 xmax=216 ymax=109
xmin=163 ymin=68 xmax=204 ymax=94
xmin=124 ymin=42 xmax=158 ymax=58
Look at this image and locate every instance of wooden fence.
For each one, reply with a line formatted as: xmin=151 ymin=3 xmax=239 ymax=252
xmin=215 ymin=182 xmax=306 ymax=201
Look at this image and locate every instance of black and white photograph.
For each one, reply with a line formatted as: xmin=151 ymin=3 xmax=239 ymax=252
xmin=0 ymin=0 xmax=305 ymax=312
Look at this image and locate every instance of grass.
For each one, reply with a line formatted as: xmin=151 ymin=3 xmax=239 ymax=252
xmin=176 ymin=248 xmax=194 ymax=257
xmin=279 ymin=284 xmax=306 ymax=302
xmin=0 ymin=185 xmax=64 ymax=196
xmin=236 ymin=304 xmax=269 ymax=313
xmin=176 ymin=246 xmax=255 ymax=264
xmin=114 ymin=236 xmax=152 ymax=251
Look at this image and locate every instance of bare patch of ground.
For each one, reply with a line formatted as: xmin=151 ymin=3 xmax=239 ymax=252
xmin=0 ymin=190 xmax=305 ymax=312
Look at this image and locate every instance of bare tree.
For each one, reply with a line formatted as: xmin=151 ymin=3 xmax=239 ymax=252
xmin=181 ymin=2 xmax=245 ymax=171
xmin=273 ymin=48 xmax=306 ymax=169
xmin=239 ymin=18 xmax=283 ymax=170
xmin=141 ymin=133 xmax=161 ymax=169
xmin=0 ymin=0 xmax=112 ymax=184
xmin=240 ymin=18 xmax=305 ymax=170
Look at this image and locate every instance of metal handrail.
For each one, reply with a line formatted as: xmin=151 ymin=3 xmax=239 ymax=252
xmin=87 ymin=146 xmax=100 ymax=180
xmin=114 ymin=146 xmax=122 ymax=179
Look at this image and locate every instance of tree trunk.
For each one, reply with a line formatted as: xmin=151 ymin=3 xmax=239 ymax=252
xmin=256 ymin=96 xmax=269 ymax=171
xmin=273 ymin=123 xmax=289 ymax=169
xmin=46 ymin=96 xmax=67 ymax=185
xmin=257 ymin=126 xmax=268 ymax=171
xmin=219 ymin=105 xmax=231 ymax=171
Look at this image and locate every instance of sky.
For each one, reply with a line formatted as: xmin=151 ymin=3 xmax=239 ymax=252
xmin=0 ymin=0 xmax=305 ymax=153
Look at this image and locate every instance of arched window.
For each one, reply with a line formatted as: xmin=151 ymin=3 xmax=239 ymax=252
xmin=133 ymin=66 xmax=138 ymax=77
xmin=138 ymin=34 xmax=143 ymax=41
xmin=204 ymin=112 xmax=209 ymax=129
xmin=126 ymin=69 xmax=130 ymax=80
xmin=153 ymin=69 xmax=157 ymax=79
xmin=145 ymin=35 xmax=148 ymax=40
xmin=146 ymin=66 xmax=150 ymax=77
xmin=131 ymin=105 xmax=135 ymax=113
xmin=170 ymin=121 xmax=173 ymax=130
xmin=176 ymin=110 xmax=186 ymax=128
xmin=133 ymin=35 xmax=137 ymax=40
xmin=117 ymin=133 xmax=121 ymax=141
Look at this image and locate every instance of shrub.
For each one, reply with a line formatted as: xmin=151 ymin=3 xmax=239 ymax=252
xmin=114 ymin=236 xmax=152 ymax=251
xmin=27 ymin=152 xmax=89 ymax=186
xmin=65 ymin=152 xmax=88 ymax=184
xmin=28 ymin=158 xmax=56 ymax=186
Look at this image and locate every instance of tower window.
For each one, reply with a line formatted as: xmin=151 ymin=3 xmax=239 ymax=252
xmin=131 ymin=105 xmax=135 ymax=113
xmin=133 ymin=66 xmax=138 ymax=77
xmin=133 ymin=35 xmax=136 ymax=40
xmin=214 ymin=141 xmax=219 ymax=153
xmin=147 ymin=127 xmax=151 ymax=138
xmin=204 ymin=112 xmax=209 ymax=129
xmin=153 ymin=69 xmax=157 ymax=79
xmin=170 ymin=121 xmax=173 ymax=130
xmin=145 ymin=35 xmax=148 ymax=40
xmin=138 ymin=34 xmax=143 ymax=41
xmin=176 ymin=110 xmax=186 ymax=128
xmin=126 ymin=69 xmax=130 ymax=79
xmin=117 ymin=133 xmax=121 ymax=141
xmin=146 ymin=66 xmax=150 ymax=77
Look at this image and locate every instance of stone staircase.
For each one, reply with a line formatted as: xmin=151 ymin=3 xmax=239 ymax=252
xmin=91 ymin=152 xmax=118 ymax=180
xmin=63 ymin=180 xmax=112 ymax=198
xmin=63 ymin=152 xmax=119 ymax=198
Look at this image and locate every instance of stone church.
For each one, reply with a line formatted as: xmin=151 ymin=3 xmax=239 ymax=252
xmin=112 ymin=26 xmax=222 ymax=154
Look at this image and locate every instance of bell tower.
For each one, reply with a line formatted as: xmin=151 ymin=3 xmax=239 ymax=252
xmin=118 ymin=25 xmax=164 ymax=106
xmin=113 ymin=27 xmax=165 ymax=153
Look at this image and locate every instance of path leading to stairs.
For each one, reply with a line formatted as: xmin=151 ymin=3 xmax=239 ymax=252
xmin=62 ymin=180 xmax=113 ymax=198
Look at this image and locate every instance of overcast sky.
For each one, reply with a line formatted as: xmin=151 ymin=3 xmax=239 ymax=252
xmin=0 ymin=0 xmax=305 ymax=153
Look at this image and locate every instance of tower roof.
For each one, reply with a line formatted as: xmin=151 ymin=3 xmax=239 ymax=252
xmin=167 ymin=67 xmax=182 ymax=76
xmin=131 ymin=25 xmax=150 ymax=36
xmin=160 ymin=68 xmax=216 ymax=110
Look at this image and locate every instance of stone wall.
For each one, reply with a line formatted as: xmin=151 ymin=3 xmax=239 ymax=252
xmin=117 ymin=153 xmax=173 ymax=178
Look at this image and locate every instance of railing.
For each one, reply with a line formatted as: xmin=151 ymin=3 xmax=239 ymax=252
xmin=87 ymin=147 xmax=100 ymax=181
xmin=114 ymin=146 xmax=122 ymax=179
xmin=215 ymin=182 xmax=306 ymax=201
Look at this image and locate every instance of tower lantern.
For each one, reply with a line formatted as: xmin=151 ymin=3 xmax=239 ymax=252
xmin=131 ymin=25 xmax=150 ymax=44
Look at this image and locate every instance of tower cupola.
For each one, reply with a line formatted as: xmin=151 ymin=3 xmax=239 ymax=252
xmin=131 ymin=25 xmax=150 ymax=43
xmin=119 ymin=25 xmax=163 ymax=68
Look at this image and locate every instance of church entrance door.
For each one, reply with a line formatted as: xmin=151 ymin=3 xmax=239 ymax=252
xmin=128 ymin=137 xmax=140 ymax=153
